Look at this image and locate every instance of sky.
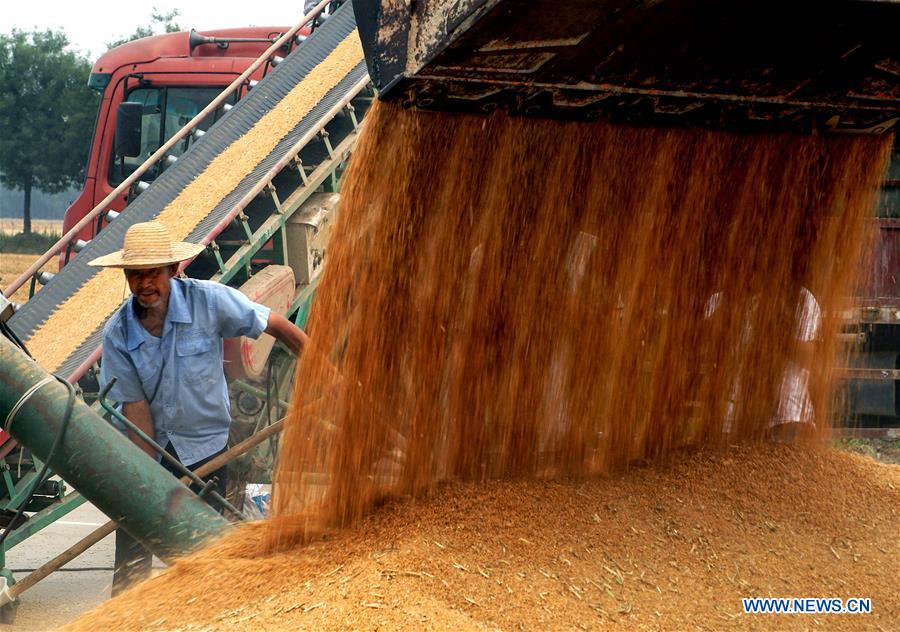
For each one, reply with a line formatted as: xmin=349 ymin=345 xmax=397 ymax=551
xmin=4 ymin=1 xmax=310 ymax=60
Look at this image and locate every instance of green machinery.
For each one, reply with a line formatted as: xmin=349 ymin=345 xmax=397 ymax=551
xmin=0 ymin=331 xmax=229 ymax=620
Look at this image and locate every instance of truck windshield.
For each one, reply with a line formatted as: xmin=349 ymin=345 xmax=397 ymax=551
xmin=109 ymin=86 xmax=236 ymax=186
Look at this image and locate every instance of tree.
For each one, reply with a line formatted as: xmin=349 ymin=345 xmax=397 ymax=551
xmin=0 ymin=30 xmax=97 ymax=233
xmin=106 ymin=8 xmax=183 ymax=50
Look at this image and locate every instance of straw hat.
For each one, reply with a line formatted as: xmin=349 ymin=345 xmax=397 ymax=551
xmin=89 ymin=221 xmax=205 ymax=270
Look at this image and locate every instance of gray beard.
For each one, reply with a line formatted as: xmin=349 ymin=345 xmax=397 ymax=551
xmin=136 ymin=295 xmax=163 ymax=309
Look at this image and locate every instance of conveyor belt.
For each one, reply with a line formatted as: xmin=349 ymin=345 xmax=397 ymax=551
xmin=8 ymin=4 xmax=367 ymax=381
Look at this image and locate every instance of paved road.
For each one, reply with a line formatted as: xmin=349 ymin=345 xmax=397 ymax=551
xmin=5 ymin=503 xmax=162 ymax=631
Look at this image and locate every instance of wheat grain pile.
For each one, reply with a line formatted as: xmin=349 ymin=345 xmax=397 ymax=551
xmin=65 ymin=445 xmax=899 ymax=630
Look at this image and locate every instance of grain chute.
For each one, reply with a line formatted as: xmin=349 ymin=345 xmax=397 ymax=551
xmin=355 ymin=0 xmax=900 ymax=133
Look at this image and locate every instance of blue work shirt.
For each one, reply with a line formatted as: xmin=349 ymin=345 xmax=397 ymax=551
xmin=99 ymin=278 xmax=271 ymax=466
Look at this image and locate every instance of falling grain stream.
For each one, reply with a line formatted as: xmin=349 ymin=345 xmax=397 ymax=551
xmin=268 ymin=102 xmax=891 ymax=540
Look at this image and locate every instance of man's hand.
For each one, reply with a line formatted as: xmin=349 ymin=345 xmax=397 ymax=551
xmin=265 ymin=312 xmax=309 ymax=356
xmin=122 ymin=400 xmax=157 ymax=458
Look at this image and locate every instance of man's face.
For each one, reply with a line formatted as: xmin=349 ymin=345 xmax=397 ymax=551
xmin=124 ymin=266 xmax=176 ymax=309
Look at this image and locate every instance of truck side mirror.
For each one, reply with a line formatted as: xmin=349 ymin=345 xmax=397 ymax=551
xmin=115 ymin=102 xmax=143 ymax=158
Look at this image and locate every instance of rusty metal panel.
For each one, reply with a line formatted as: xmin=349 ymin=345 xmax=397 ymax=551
xmin=858 ymin=137 xmax=900 ymax=307
xmin=856 ymin=219 xmax=899 ymax=309
xmin=869 ymin=218 xmax=899 ymax=304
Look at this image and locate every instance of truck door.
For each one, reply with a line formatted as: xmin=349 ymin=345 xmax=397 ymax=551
xmin=108 ymin=85 xmax=237 ymax=186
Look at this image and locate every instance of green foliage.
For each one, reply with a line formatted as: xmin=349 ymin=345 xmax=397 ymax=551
xmin=106 ymin=8 xmax=183 ymax=50
xmin=0 ymin=29 xmax=98 ymax=231
xmin=0 ymin=230 xmax=61 ymax=254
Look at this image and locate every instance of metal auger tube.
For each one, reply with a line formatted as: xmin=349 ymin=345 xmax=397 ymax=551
xmin=0 ymin=335 xmax=231 ymax=562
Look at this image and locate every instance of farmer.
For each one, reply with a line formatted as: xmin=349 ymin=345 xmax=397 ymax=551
xmin=91 ymin=221 xmax=308 ymax=595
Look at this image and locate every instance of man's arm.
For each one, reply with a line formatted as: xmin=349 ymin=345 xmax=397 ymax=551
xmin=213 ymin=283 xmax=307 ymax=355
xmin=122 ymin=400 xmax=157 ymax=458
xmin=265 ymin=312 xmax=309 ymax=356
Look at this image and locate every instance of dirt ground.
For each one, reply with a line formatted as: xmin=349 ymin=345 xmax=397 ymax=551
xmin=64 ymin=444 xmax=899 ymax=631
xmin=0 ymin=252 xmax=57 ymax=305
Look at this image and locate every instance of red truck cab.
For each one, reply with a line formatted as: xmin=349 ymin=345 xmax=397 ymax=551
xmin=62 ymin=26 xmax=300 ymax=244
